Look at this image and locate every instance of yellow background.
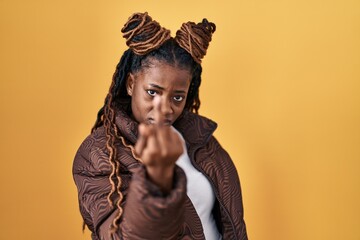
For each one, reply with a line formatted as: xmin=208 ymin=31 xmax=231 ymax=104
xmin=1 ymin=0 xmax=359 ymax=239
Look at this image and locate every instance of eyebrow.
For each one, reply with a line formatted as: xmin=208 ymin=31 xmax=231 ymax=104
xmin=148 ymin=83 xmax=187 ymax=94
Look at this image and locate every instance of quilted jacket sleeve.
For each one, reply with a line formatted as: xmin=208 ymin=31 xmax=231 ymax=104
xmin=72 ymin=130 xmax=187 ymax=240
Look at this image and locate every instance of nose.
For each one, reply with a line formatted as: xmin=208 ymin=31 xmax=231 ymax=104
xmin=161 ymin=97 xmax=173 ymax=115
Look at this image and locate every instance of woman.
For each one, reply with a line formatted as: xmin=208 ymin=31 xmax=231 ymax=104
xmin=73 ymin=12 xmax=248 ymax=240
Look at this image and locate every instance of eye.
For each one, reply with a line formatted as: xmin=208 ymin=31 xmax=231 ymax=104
xmin=173 ymin=96 xmax=184 ymax=102
xmin=147 ymin=90 xmax=157 ymax=97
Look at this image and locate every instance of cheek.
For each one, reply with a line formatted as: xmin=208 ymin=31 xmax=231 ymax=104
xmin=131 ymin=93 xmax=153 ymax=118
xmin=173 ymin=102 xmax=186 ymax=116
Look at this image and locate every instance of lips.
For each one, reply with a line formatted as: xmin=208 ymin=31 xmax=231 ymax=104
xmin=163 ymin=119 xmax=172 ymax=126
xmin=147 ymin=118 xmax=172 ymax=126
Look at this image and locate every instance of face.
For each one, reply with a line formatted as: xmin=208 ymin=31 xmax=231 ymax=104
xmin=126 ymin=60 xmax=192 ymax=125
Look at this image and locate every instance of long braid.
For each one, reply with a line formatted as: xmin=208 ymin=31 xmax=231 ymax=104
xmin=90 ymin=50 xmax=133 ymax=234
xmin=187 ymin=64 xmax=202 ymax=113
xmin=103 ymin=81 xmax=119 ymax=207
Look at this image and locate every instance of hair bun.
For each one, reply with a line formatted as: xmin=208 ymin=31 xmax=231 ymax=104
xmin=121 ymin=12 xmax=171 ymax=55
xmin=175 ymin=18 xmax=216 ymax=64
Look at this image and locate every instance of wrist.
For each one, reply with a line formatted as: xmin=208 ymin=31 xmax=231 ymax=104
xmin=146 ymin=165 xmax=175 ymax=194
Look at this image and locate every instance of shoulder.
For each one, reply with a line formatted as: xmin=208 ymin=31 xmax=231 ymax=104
xmin=72 ymin=126 xmax=140 ymax=177
xmin=72 ymin=126 xmax=111 ymax=176
xmin=195 ymin=135 xmax=240 ymax=184
xmin=197 ymin=135 xmax=233 ymax=165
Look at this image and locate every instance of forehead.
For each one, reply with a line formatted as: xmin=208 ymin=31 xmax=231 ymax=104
xmin=134 ymin=60 xmax=192 ymax=88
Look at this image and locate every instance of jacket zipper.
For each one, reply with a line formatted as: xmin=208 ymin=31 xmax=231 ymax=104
xmin=189 ymin=146 xmax=238 ymax=240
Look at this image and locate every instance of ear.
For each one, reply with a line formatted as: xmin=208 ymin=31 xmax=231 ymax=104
xmin=126 ymin=73 xmax=135 ymax=96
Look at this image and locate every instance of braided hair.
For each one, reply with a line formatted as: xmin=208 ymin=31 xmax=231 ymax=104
xmin=90 ymin=12 xmax=216 ymax=234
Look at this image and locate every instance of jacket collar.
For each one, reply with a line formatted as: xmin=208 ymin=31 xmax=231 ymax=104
xmin=114 ymin=108 xmax=217 ymax=147
xmin=173 ymin=111 xmax=217 ymax=147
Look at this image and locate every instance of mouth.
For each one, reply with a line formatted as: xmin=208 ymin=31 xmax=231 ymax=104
xmin=147 ymin=118 xmax=172 ymax=126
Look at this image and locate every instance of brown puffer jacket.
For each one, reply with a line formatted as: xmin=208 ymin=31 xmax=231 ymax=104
xmin=73 ymin=109 xmax=248 ymax=240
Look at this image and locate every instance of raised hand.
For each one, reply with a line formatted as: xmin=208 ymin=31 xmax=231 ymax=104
xmin=135 ymin=96 xmax=184 ymax=193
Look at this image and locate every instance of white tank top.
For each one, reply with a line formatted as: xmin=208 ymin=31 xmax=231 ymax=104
xmin=174 ymin=127 xmax=222 ymax=240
